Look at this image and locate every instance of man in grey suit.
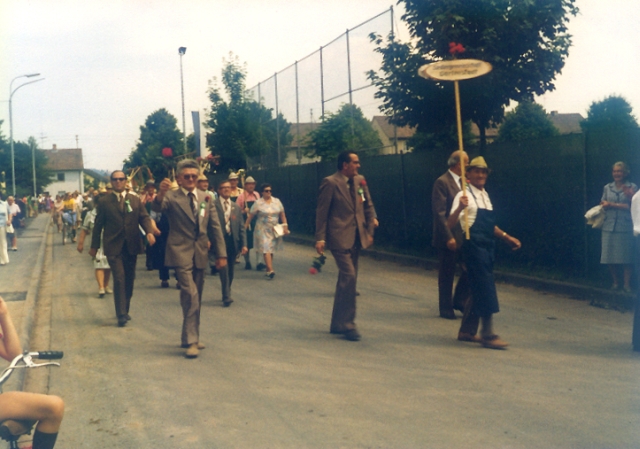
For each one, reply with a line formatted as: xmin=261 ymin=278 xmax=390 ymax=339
xmin=315 ymin=151 xmax=376 ymax=342
xmin=215 ymin=179 xmax=247 ymax=307
xmin=90 ymin=170 xmax=158 ymax=327
xmin=153 ymin=159 xmax=227 ymax=358
xmin=431 ymin=150 xmax=469 ymax=319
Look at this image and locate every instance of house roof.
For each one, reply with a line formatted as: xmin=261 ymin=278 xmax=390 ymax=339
xmin=549 ymin=112 xmax=584 ymax=134
xmin=44 ymin=148 xmax=84 ymax=171
xmin=287 ymin=123 xmax=321 ymax=147
xmin=84 ymin=168 xmax=109 ymax=182
xmin=372 ymin=116 xmax=416 ymax=139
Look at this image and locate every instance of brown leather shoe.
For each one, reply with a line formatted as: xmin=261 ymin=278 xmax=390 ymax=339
xmin=185 ymin=343 xmax=199 ymax=358
xmin=458 ymin=332 xmax=481 ymax=343
xmin=481 ymin=335 xmax=509 ymax=350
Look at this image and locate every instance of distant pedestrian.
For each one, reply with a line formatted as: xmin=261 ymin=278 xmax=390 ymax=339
xmin=0 ymin=193 xmax=10 ymax=266
xmin=6 ymin=196 xmax=20 ymax=251
xmin=228 ymin=172 xmax=243 ymax=202
xmin=215 ymin=179 xmax=247 ymax=306
xmin=600 ymin=161 xmax=636 ymax=292
xmin=153 ymin=159 xmax=227 ymax=358
xmin=431 ymin=150 xmax=469 ymax=319
xmin=447 ymin=156 xmax=521 ymax=349
xmin=90 ymin=170 xmax=158 ymax=327
xmin=236 ymin=176 xmax=260 ymax=270
xmin=315 ymin=151 xmax=376 ymax=342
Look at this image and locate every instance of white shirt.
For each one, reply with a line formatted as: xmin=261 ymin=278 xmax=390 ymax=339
xmin=450 ymin=183 xmax=493 ymax=229
xmin=448 ymin=169 xmax=462 ymax=189
xmin=631 ymin=191 xmax=640 ymax=236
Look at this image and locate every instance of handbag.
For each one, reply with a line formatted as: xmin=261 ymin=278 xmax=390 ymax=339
xmin=273 ymin=224 xmax=285 ymax=238
xmin=585 ymin=205 xmax=605 ymax=229
xmin=6 ymin=223 xmax=14 ymax=234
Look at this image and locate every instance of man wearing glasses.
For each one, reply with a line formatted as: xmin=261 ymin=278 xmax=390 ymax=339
xmin=90 ymin=170 xmax=159 ymax=327
xmin=154 ymin=159 xmax=227 ymax=358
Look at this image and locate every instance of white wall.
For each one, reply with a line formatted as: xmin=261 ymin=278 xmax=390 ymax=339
xmin=46 ymin=170 xmax=84 ymax=195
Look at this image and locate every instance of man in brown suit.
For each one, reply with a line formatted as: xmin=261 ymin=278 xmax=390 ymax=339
xmin=90 ymin=170 xmax=158 ymax=327
xmin=153 ymin=159 xmax=227 ymax=358
xmin=315 ymin=151 xmax=376 ymax=342
xmin=431 ymin=150 xmax=469 ymax=319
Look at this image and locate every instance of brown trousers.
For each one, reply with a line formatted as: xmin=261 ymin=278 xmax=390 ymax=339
xmin=437 ymin=248 xmax=469 ymax=314
xmin=329 ymin=246 xmax=359 ymax=333
xmin=175 ymin=263 xmax=205 ymax=345
xmin=107 ymin=248 xmax=137 ymax=319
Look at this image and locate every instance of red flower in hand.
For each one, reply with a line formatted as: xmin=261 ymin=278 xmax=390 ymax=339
xmin=162 ymin=147 xmax=173 ymax=158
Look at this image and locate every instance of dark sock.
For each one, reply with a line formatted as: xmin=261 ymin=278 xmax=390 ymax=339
xmin=33 ymin=430 xmax=58 ymax=449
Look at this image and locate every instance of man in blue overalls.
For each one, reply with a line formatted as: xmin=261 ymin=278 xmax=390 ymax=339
xmin=447 ymin=156 xmax=521 ymax=349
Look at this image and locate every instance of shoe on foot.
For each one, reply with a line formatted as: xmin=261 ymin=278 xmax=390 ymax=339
xmin=105 ymin=286 xmax=113 ymax=294
xmin=265 ymin=271 xmax=275 ymax=279
xmin=223 ymin=299 xmax=234 ymax=307
xmin=439 ymin=311 xmax=457 ymax=320
xmin=117 ymin=317 xmax=127 ymax=327
xmin=161 ymin=280 xmax=169 ymax=288
xmin=185 ymin=343 xmax=199 ymax=358
xmin=458 ymin=332 xmax=482 ymax=343
xmin=256 ymin=263 xmax=266 ymax=271
xmin=245 ymin=262 xmax=252 ymax=270
xmin=98 ymin=288 xmax=105 ymax=298
xmin=343 ymin=329 xmax=361 ymax=342
xmin=181 ymin=342 xmax=205 ymax=349
xmin=481 ymin=335 xmax=509 ymax=350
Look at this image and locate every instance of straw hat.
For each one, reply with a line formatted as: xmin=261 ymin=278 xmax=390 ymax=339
xmin=228 ymin=173 xmax=239 ymax=180
xmin=245 ymin=176 xmax=256 ymax=184
xmin=468 ymin=156 xmax=489 ymax=170
xmin=197 ymin=174 xmax=208 ymax=182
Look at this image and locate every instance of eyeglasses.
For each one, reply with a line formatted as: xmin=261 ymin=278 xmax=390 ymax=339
xmin=111 ymin=177 xmax=126 ymax=182
xmin=183 ymin=174 xmax=199 ymax=180
xmin=263 ymin=189 xmax=272 ymax=192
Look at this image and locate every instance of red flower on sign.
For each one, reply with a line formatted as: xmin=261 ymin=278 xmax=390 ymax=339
xmin=448 ymin=42 xmax=466 ymax=55
xmin=162 ymin=147 xmax=173 ymax=158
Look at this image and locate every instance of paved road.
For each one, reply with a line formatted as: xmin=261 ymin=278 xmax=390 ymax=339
xmin=23 ymin=224 xmax=640 ymax=448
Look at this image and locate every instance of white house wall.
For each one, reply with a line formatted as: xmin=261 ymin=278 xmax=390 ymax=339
xmin=47 ymin=170 xmax=84 ymax=195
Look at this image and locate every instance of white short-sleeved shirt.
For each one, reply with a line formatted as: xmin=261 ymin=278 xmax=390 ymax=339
xmin=450 ymin=184 xmax=493 ymax=229
xmin=631 ymin=191 xmax=640 ymax=236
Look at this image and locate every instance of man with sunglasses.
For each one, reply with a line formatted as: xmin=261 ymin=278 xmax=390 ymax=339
xmin=90 ymin=170 xmax=159 ymax=327
xmin=154 ymin=159 xmax=227 ymax=358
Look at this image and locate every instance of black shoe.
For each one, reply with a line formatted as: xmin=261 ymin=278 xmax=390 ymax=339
xmin=161 ymin=280 xmax=169 ymax=288
xmin=439 ymin=311 xmax=457 ymax=320
xmin=223 ymin=299 xmax=233 ymax=307
xmin=125 ymin=314 xmax=131 ymax=321
xmin=117 ymin=317 xmax=127 ymax=327
xmin=256 ymin=263 xmax=266 ymax=271
xmin=245 ymin=262 xmax=252 ymax=270
xmin=343 ymin=329 xmax=361 ymax=341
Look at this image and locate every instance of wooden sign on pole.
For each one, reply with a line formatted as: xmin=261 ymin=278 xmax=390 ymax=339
xmin=418 ymin=57 xmax=492 ymax=239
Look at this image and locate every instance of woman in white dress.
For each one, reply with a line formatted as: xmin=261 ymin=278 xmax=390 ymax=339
xmin=76 ymin=195 xmax=112 ymax=297
xmin=245 ymin=183 xmax=289 ymax=279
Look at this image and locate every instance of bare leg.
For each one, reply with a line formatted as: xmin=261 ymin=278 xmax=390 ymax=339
xmin=264 ymin=253 xmax=273 ymax=272
xmin=608 ymin=264 xmax=620 ymax=288
xmin=95 ymin=269 xmax=105 ymax=289
xmin=0 ymin=391 xmax=64 ymax=434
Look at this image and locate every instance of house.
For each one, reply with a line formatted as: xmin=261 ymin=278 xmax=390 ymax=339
xmin=283 ymin=122 xmax=321 ymax=166
xmin=84 ymin=168 xmax=109 ymax=190
xmin=371 ymin=116 xmax=415 ymax=155
xmin=44 ymin=145 xmax=84 ymax=195
xmin=548 ymin=111 xmax=584 ymax=134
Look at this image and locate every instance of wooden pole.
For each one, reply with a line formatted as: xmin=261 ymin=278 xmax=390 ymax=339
xmin=453 ymin=80 xmax=469 ymax=239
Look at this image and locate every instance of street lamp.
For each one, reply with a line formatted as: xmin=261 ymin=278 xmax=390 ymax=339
xmin=178 ymin=47 xmax=187 ymax=154
xmin=9 ymin=73 xmax=43 ymax=196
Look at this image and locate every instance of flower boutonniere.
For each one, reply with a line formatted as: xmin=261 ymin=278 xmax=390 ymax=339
xmin=358 ymin=179 xmax=367 ymax=203
xmin=199 ymin=201 xmax=206 ymax=218
xmin=125 ymin=199 xmax=132 ymax=213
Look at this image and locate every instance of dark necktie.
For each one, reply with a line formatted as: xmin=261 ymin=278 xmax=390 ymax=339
xmin=188 ymin=192 xmax=199 ymax=235
xmin=119 ymin=193 xmax=125 ymax=212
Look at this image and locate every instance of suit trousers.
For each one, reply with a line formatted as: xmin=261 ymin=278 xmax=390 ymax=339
xmin=330 ymin=246 xmax=359 ymax=332
xmin=219 ymin=233 xmax=237 ymax=302
xmin=437 ymin=248 xmax=469 ymax=314
xmin=107 ymin=247 xmax=138 ymax=319
xmin=176 ymin=262 xmax=205 ymax=345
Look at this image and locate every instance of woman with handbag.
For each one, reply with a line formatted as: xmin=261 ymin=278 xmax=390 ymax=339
xmin=601 ymin=161 xmax=637 ymax=292
xmin=245 ymin=183 xmax=289 ymax=279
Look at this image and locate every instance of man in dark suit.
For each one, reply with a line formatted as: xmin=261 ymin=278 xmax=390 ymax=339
xmin=315 ymin=151 xmax=376 ymax=342
xmin=215 ymin=179 xmax=247 ymax=307
xmin=153 ymin=159 xmax=227 ymax=358
xmin=431 ymin=150 xmax=469 ymax=319
xmin=90 ymin=170 xmax=158 ymax=327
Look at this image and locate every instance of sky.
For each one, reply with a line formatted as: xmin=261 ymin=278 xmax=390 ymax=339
xmin=1 ymin=0 xmax=639 ymax=172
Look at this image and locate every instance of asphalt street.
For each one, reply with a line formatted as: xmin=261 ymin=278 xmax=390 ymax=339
xmin=5 ymin=217 xmax=640 ymax=448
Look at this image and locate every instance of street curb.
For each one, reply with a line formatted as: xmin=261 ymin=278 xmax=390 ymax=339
xmin=15 ymin=216 xmax=51 ymax=392
xmin=284 ymin=234 xmax=635 ymax=310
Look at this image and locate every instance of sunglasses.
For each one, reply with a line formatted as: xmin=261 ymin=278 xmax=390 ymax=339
xmin=183 ymin=174 xmax=199 ymax=180
xmin=263 ymin=189 xmax=272 ymax=192
xmin=111 ymin=177 xmax=126 ymax=182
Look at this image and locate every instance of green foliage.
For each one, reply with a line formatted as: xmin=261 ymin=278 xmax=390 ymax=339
xmin=305 ymin=104 xmax=383 ymax=161
xmin=409 ymin=121 xmax=474 ymax=153
xmin=580 ymin=95 xmax=639 ymax=132
xmin=368 ymin=0 xmax=578 ymax=153
xmin=205 ymin=53 xmax=291 ymax=171
xmin=0 ymin=123 xmax=52 ymax=196
xmin=124 ymin=108 xmax=185 ymax=179
xmin=497 ymin=101 xmax=559 ymax=142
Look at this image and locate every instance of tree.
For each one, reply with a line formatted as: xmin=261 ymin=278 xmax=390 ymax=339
xmin=368 ymin=0 xmax=578 ymax=153
xmin=205 ymin=53 xmax=291 ymax=171
xmin=580 ymin=95 xmax=639 ymax=133
xmin=305 ymin=104 xmax=383 ymax=161
xmin=497 ymin=101 xmax=559 ymax=143
xmin=0 ymin=122 xmax=52 ymax=196
xmin=124 ymin=108 xmax=185 ymax=179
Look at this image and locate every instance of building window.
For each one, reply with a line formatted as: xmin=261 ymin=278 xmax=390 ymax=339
xmin=57 ymin=173 xmax=65 ymax=181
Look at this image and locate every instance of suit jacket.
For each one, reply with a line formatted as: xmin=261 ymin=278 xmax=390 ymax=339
xmin=431 ymin=171 xmax=463 ymax=249
xmin=215 ymin=197 xmax=247 ymax=254
xmin=152 ymin=188 xmax=226 ymax=269
xmin=92 ymin=192 xmax=154 ymax=257
xmin=315 ymin=172 xmax=375 ymax=251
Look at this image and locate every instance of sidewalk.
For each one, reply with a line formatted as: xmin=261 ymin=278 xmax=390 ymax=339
xmin=0 ymin=213 xmax=50 ymax=390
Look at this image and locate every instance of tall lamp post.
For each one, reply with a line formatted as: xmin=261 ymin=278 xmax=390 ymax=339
xmin=178 ymin=47 xmax=187 ymax=154
xmin=9 ymin=73 xmax=43 ymax=196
